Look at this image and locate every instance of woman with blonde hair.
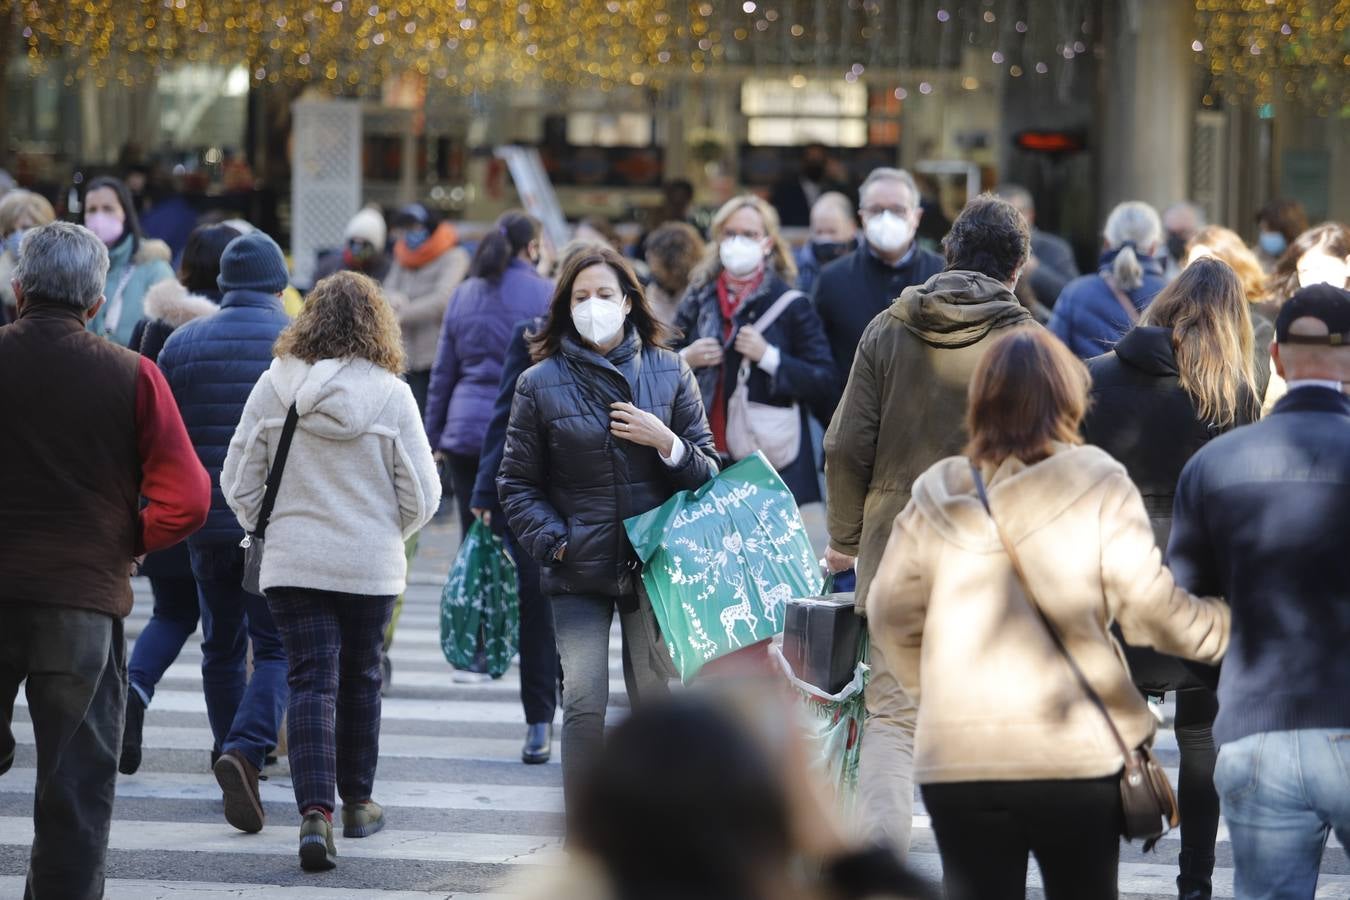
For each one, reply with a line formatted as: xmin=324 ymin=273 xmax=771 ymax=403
xmin=0 ymin=189 xmax=57 ymax=322
xmin=222 ymin=271 xmax=441 ymax=871
xmin=868 ymin=327 xmax=1229 ymax=898
xmin=1049 ymin=200 xmax=1166 ymax=358
xmin=1186 ymin=225 xmax=1277 ymax=399
xmin=672 ymin=194 xmax=836 ymax=505
xmin=1083 ymin=257 xmax=1258 ymax=900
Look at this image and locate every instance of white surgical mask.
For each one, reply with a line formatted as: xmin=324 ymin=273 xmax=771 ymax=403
xmin=572 ymin=296 xmax=628 ymax=346
xmin=864 ymin=211 xmax=913 ymax=255
xmin=1297 ymin=254 xmax=1350 ymax=290
xmin=719 ymin=236 xmax=766 ymax=277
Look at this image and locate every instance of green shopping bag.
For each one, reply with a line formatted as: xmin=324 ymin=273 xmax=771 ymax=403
xmin=439 ymin=520 xmax=520 ymax=678
xmin=770 ymin=630 xmax=870 ymax=818
xmin=624 ymin=452 xmax=823 ymax=682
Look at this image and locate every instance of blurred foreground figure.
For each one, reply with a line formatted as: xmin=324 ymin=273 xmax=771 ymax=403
xmin=514 ymin=692 xmax=935 ymax=900
xmin=0 ymin=222 xmax=209 ymax=899
xmin=1168 ymin=284 xmax=1350 ymax=898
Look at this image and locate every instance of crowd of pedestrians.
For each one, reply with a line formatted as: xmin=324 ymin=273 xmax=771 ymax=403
xmin=1 ymin=156 xmax=1348 ymax=900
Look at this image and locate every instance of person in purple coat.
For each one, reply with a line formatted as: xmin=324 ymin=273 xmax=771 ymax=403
xmin=425 ymin=211 xmax=551 ymax=537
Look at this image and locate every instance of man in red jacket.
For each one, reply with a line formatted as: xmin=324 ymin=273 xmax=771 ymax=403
xmin=0 ymin=221 xmax=210 ymax=900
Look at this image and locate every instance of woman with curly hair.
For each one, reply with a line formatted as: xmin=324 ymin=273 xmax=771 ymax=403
xmin=221 ymin=271 xmax=441 ymax=871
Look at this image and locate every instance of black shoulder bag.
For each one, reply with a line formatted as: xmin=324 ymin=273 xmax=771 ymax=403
xmin=970 ymin=461 xmax=1179 ymax=849
xmin=240 ymin=404 xmax=300 ymax=597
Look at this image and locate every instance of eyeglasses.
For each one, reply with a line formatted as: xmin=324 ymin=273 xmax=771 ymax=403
xmin=860 ymin=205 xmax=913 ymax=218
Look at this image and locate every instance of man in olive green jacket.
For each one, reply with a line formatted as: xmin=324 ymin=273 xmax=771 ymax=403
xmin=824 ymin=194 xmax=1038 ymax=854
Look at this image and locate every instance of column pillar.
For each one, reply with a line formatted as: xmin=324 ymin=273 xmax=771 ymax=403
xmin=1098 ymin=0 xmax=1196 ymax=214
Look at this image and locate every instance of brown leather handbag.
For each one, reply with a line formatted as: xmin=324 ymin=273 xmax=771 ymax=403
xmin=970 ymin=462 xmax=1179 ymax=849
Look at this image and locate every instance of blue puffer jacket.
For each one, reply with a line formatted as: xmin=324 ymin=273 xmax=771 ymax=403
xmin=424 ymin=259 xmax=552 ymax=456
xmin=157 ymin=289 xmax=291 ymax=546
xmin=1047 ymin=249 xmax=1166 ymax=359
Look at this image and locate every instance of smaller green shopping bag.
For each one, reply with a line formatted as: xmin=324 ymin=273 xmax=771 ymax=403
xmin=439 ymin=520 xmax=520 ymax=678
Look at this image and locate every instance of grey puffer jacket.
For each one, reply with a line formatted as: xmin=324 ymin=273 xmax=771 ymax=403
xmin=498 ymin=326 xmax=719 ymax=599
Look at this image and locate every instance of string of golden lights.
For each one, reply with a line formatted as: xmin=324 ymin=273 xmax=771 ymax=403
xmin=15 ymin=1 xmax=1350 ymax=111
xmin=1194 ymin=0 xmax=1350 ymax=112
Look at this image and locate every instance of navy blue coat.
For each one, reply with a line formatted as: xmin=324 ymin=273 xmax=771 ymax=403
xmin=157 ymin=289 xmax=291 ymax=546
xmin=471 ymin=317 xmax=541 ymax=514
xmin=1168 ymin=387 xmax=1350 ymax=745
xmin=1047 ymin=249 xmax=1166 ymax=358
xmin=673 ymin=270 xmax=837 ymax=504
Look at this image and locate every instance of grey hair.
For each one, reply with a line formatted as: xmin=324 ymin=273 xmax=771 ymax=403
xmin=811 ymin=191 xmax=855 ymax=224
xmin=859 ymin=167 xmax=919 ymax=209
xmin=993 ymin=184 xmax=1034 ymax=216
xmin=13 ymin=221 xmax=110 ymax=311
xmin=1103 ymin=201 xmax=1162 ymax=292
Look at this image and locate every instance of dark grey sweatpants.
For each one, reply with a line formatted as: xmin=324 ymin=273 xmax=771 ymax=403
xmin=0 ymin=605 xmax=125 ymax=900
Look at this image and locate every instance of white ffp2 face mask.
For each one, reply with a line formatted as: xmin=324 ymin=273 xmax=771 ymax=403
xmin=719 ymin=236 xmax=767 ymax=277
xmin=864 ymin=211 xmax=913 ymax=255
xmin=572 ymin=296 xmax=628 ymax=346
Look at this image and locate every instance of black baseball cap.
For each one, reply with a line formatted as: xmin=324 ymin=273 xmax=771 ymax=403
xmin=1276 ymin=283 xmax=1350 ymax=346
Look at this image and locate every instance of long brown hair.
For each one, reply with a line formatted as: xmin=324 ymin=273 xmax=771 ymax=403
xmin=965 ymin=329 xmax=1090 ymax=466
xmin=528 ymin=245 xmax=672 ymax=363
xmin=274 ymin=270 xmax=406 ymax=374
xmin=1267 ymin=223 xmax=1350 ymax=304
xmin=1187 ymin=225 xmax=1268 ymax=305
xmin=1142 ymin=257 xmax=1259 ymax=427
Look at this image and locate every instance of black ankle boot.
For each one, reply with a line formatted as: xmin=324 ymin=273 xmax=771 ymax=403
xmin=522 ymin=723 xmax=552 ymax=764
xmin=119 ymin=690 xmax=146 ymax=775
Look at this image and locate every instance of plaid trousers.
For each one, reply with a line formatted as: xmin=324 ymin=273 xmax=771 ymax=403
xmin=267 ymin=587 xmax=395 ymax=814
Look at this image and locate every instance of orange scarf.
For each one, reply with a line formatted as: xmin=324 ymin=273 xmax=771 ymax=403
xmin=394 ymin=221 xmax=458 ymax=269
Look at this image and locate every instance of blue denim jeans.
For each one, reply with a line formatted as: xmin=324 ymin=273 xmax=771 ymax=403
xmin=190 ymin=542 xmax=289 ymax=770
xmin=1214 ymin=729 xmax=1350 ymax=899
xmin=551 ymin=592 xmax=669 ymax=805
xmin=127 ymin=573 xmax=200 ymax=705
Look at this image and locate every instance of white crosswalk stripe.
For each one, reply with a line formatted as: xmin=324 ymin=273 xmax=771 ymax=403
xmin=1 ymin=579 xmax=1343 ymax=898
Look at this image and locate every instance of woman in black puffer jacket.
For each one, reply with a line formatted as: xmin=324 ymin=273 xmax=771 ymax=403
xmin=1082 ymin=258 xmax=1260 ymax=900
xmin=498 ymin=245 xmax=719 ymax=804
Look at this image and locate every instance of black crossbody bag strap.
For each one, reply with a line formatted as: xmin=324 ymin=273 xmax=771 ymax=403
xmin=254 ymin=404 xmax=300 ymax=540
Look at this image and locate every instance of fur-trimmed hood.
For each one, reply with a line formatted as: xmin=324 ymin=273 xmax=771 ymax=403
xmin=142 ymin=279 xmax=219 ymax=327
xmin=135 ymin=237 xmax=173 ymax=266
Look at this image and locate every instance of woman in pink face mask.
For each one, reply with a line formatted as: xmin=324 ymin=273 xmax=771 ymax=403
xmin=81 ymin=175 xmax=175 ymax=346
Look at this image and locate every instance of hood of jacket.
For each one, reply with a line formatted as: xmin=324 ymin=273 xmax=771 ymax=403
xmin=136 ymin=237 xmax=173 ymax=267
xmin=142 ymin=279 xmax=219 ymax=328
xmin=267 ymin=355 xmax=400 ymax=440
xmin=891 ymin=270 xmax=1033 ymax=349
xmin=1095 ymin=246 xmax=1166 ymax=278
xmin=910 ymin=443 xmax=1127 ymax=552
xmin=1112 ymin=325 xmax=1179 ymax=377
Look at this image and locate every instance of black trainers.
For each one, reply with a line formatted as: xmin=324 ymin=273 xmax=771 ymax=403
xmin=119 ymin=689 xmax=146 ymax=775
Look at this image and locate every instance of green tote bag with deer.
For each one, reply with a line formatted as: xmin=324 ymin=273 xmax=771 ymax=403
xmin=624 ymin=452 xmax=823 ymax=682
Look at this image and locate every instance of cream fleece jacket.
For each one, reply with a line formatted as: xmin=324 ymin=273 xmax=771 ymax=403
xmin=867 ymin=443 xmax=1229 ymax=785
xmin=222 ymin=355 xmax=441 ymax=596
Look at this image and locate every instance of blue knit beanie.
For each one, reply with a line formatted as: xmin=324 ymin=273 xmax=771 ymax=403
xmin=217 ymin=231 xmax=290 ymax=294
